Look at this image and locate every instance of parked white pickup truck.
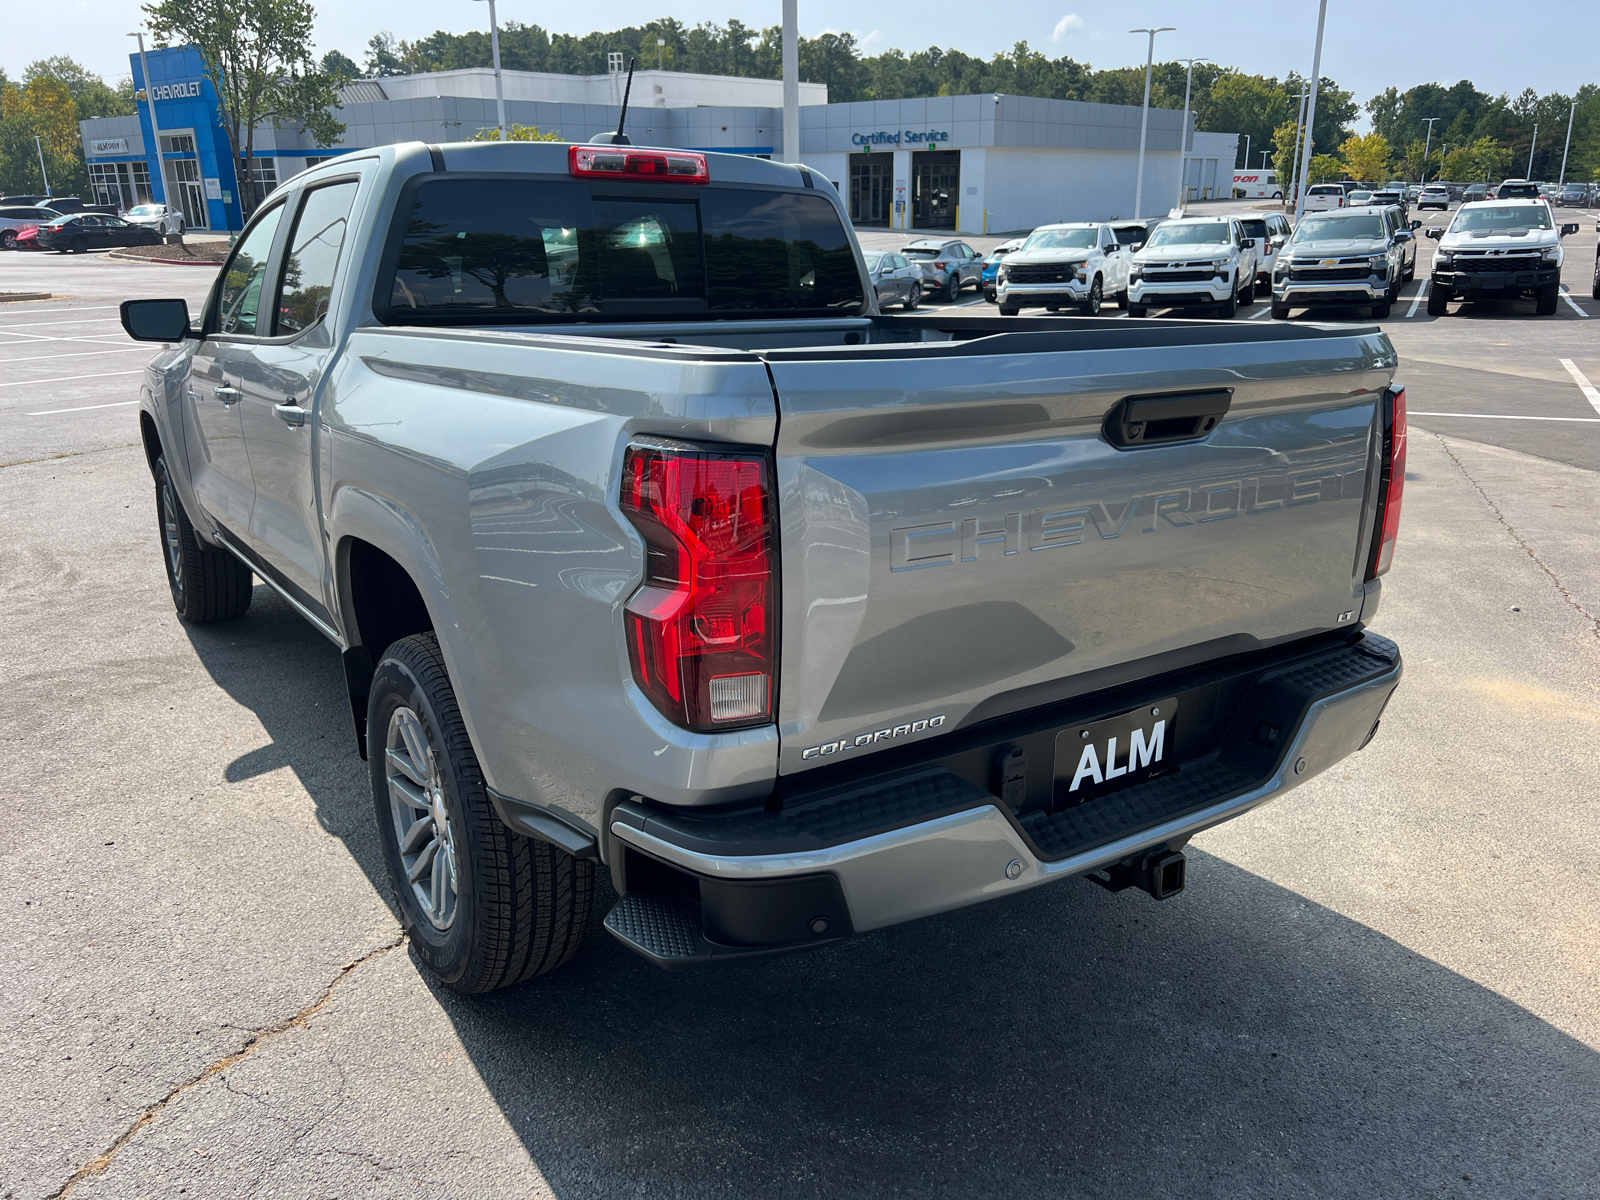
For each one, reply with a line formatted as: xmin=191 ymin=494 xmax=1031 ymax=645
xmin=1127 ymin=215 xmax=1260 ymax=317
xmin=995 ymin=222 xmax=1132 ymax=315
xmin=120 ymin=140 xmax=1406 ymax=988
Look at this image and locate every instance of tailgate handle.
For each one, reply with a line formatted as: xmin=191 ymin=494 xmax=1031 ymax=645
xmin=1104 ymin=389 xmax=1233 ymax=448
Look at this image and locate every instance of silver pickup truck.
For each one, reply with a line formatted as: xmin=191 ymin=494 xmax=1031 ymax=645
xmin=122 ymin=141 xmax=1406 ymax=990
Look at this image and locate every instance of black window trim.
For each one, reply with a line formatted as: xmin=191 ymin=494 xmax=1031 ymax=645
xmin=206 ymin=194 xmax=293 ymax=341
xmin=269 ymin=172 xmax=365 ymax=340
xmin=371 ymin=169 xmax=868 ymax=328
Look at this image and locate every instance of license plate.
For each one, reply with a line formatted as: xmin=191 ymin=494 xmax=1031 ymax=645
xmin=1055 ymin=698 xmax=1177 ymax=805
xmin=1479 ymin=278 xmax=1504 ymax=289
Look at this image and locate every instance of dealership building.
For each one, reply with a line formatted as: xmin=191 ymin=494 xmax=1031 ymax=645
xmin=80 ymin=44 xmax=1237 ymax=236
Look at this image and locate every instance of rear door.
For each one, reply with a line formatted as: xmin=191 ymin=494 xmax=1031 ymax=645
xmin=764 ymin=327 xmax=1392 ymax=776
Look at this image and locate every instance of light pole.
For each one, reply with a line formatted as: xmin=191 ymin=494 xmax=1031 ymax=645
xmin=1559 ymin=100 xmax=1576 ymax=186
xmin=1261 ymin=150 xmax=1271 ymax=170
xmin=1526 ymin=123 xmax=1538 ymax=178
xmin=1286 ymin=88 xmax=1309 ymax=208
xmin=1174 ymin=57 xmax=1208 ymax=211
xmin=1419 ymin=117 xmax=1439 ymax=184
xmin=1129 ymin=26 xmax=1175 ymax=219
xmin=1292 ymin=0 xmax=1329 ymax=226
xmin=1241 ymin=133 xmax=1250 ymax=174
xmin=471 ymin=0 xmax=507 ymax=141
xmin=128 ymin=32 xmax=166 ymax=207
xmin=782 ymin=0 xmax=799 ymax=163
xmin=657 ymin=37 xmax=665 ymax=71
xmin=34 ymin=135 xmax=52 ymax=197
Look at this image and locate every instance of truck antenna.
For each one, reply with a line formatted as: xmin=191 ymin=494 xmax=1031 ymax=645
xmin=615 ymin=58 xmax=636 ymax=144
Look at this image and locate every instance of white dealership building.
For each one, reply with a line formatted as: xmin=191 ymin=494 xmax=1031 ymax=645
xmin=81 ymin=57 xmax=1237 ymax=236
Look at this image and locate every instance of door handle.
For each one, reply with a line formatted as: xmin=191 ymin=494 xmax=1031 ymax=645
xmin=274 ymin=402 xmax=308 ymax=427
xmin=212 ymin=385 xmax=240 ymax=404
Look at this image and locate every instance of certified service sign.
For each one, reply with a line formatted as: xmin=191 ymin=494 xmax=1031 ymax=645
xmin=852 ymin=129 xmax=951 ymax=150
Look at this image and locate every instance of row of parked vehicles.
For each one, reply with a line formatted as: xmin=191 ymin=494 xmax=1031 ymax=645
xmin=896 ymin=179 xmax=1586 ymax=323
xmin=0 ymin=195 xmax=185 ymax=251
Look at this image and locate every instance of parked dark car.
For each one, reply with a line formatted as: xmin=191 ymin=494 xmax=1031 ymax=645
xmin=1463 ymin=183 xmax=1489 ymax=203
xmin=0 ymin=194 xmax=52 ymax=206
xmin=35 ymin=212 xmax=159 ymax=253
xmin=1557 ymin=183 xmax=1594 ymax=207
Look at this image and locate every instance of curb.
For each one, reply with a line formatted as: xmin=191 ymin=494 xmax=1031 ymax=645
xmin=0 ymin=291 xmax=52 ymax=302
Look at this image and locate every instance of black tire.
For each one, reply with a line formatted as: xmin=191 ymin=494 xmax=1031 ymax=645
xmin=71 ymin=236 xmax=88 ymax=254
xmin=1 ymin=230 xmax=16 ymax=250
xmin=1371 ymin=298 xmax=1392 ymax=319
xmin=1127 ymin=304 xmax=1147 ymax=317
xmin=1079 ymin=276 xmax=1103 ymax=316
xmin=153 ymin=454 xmax=253 ymax=623
xmin=999 ymin=305 xmax=1020 ymax=316
xmin=943 ymin=276 xmax=959 ymax=303
xmin=1115 ymin=288 xmax=1128 ymax=310
xmin=371 ymin=633 xmax=594 ymax=992
xmin=1536 ymin=284 xmax=1559 ymax=316
xmin=1591 ymin=270 xmax=1599 ymax=301
xmin=1216 ymin=286 xmax=1238 ymax=319
xmin=1426 ymin=282 xmax=1450 ymax=316
xmin=904 ymin=283 xmax=920 ymax=311
xmin=1271 ymin=303 xmax=1291 ymax=320
xmin=1403 ymin=256 xmax=1415 ymax=282
xmin=1239 ymin=278 xmax=1256 ymax=306
xmin=139 ymin=231 xmax=158 ymax=246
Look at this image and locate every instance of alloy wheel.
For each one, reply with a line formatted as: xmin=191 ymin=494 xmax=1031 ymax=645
xmin=385 ymin=705 xmax=459 ymax=929
xmin=159 ymin=471 xmax=185 ymax=599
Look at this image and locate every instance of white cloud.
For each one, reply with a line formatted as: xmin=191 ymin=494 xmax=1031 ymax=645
xmin=1052 ymin=13 xmax=1084 ymax=42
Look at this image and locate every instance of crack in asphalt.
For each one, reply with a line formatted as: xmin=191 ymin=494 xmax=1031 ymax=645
xmin=46 ymin=934 xmax=407 ymax=1198
xmin=1432 ymin=430 xmax=1600 ymax=639
xmin=0 ymin=442 xmax=139 ymax=471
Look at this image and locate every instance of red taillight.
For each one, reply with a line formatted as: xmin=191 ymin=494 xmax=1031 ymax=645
xmin=569 ymin=145 xmax=709 ymax=184
xmin=621 ymin=440 xmax=775 ymax=731
xmin=1366 ymin=387 xmax=1406 ymax=579
xmin=934 ymin=260 xmax=947 ymax=270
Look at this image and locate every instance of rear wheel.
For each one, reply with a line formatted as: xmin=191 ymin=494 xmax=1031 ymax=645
xmin=139 ymin=231 xmax=158 ymax=246
xmin=1536 ymin=284 xmax=1559 ymax=316
xmin=943 ymin=276 xmax=959 ymax=303
xmin=1591 ymin=269 xmax=1599 ymax=300
xmin=371 ymin=633 xmax=594 ymax=992
xmin=1115 ymin=287 xmax=1129 ymax=310
xmin=1239 ymin=278 xmax=1255 ymax=306
xmin=904 ymin=283 xmax=921 ymax=311
xmin=153 ymin=454 xmax=253 ymax=623
xmin=1079 ymin=276 xmax=1103 ymax=316
xmin=1426 ymin=282 xmax=1451 ymax=316
xmin=1 ymin=230 xmax=16 ymax=250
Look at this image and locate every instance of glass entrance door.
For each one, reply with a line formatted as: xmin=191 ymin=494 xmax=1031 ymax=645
xmin=168 ymin=159 xmax=208 ymax=230
xmin=912 ymin=151 xmax=960 ymax=229
xmin=849 ymin=155 xmax=892 ymax=226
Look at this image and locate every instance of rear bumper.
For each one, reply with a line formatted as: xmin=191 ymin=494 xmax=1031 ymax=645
xmin=604 ymin=632 xmax=1402 ymax=967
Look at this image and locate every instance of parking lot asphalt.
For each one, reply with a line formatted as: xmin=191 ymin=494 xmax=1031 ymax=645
xmin=2 ymin=226 xmax=1597 ymax=1199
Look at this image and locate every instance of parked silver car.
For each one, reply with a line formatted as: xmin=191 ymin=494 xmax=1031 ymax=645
xmin=864 ymin=250 xmax=923 ymax=309
xmin=0 ymin=204 xmax=62 ymax=250
xmin=902 ymin=238 xmax=985 ymax=301
xmin=121 ymin=203 xmax=185 ymax=236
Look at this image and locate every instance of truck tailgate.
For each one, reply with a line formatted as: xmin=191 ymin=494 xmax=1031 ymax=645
xmin=765 ymin=324 xmax=1395 ymax=776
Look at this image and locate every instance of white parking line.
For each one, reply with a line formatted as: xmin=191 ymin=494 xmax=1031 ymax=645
xmin=22 ymin=399 xmax=140 ymax=415
xmin=0 ymin=346 xmax=151 ymax=364
xmin=1405 ymin=284 xmax=1426 ymax=318
xmin=1558 ymin=359 xmax=1600 ymax=415
xmin=1557 ymin=286 xmax=1590 ymax=318
xmin=0 ymin=317 xmax=124 ymax=329
xmin=1410 ymin=410 xmax=1600 ymax=423
xmin=1246 ymin=306 xmax=1271 ymax=320
xmin=0 ymin=368 xmax=143 ymax=389
xmin=0 ymin=305 xmax=122 ymax=320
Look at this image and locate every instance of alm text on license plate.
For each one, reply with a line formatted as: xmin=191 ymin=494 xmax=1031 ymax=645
xmin=1054 ymin=697 xmax=1177 ymax=805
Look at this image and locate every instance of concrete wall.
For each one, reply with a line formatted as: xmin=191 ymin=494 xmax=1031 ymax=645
xmin=980 ymin=146 xmax=1183 ymax=232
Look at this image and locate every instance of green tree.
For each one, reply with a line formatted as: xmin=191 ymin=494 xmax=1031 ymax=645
xmin=1270 ymin=119 xmax=1302 ymax=194
xmin=1202 ymin=72 xmax=1291 ymax=166
xmin=0 ymin=75 xmax=88 ymax=196
xmin=319 ymin=49 xmax=360 ymax=80
xmin=1307 ymin=153 xmax=1344 ymax=183
xmin=145 ymin=0 xmax=346 ymax=222
xmin=1441 ymin=136 xmax=1511 ymax=183
xmin=1339 ymin=132 xmax=1392 ymax=181
xmin=365 ymin=32 xmax=406 ymax=77
xmin=470 ymin=122 xmax=560 ymax=141
xmin=22 ymin=57 xmax=136 ymax=121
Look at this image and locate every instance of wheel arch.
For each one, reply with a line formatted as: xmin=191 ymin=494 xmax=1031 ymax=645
xmin=138 ymin=408 xmax=163 ymax=477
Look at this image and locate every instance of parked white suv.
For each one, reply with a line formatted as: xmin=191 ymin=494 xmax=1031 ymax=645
xmin=995 ymin=222 xmax=1131 ymax=315
xmin=1127 ymin=216 xmax=1259 ymax=318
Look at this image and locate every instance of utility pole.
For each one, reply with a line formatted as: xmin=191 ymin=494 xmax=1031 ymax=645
xmin=34 ymin=135 xmax=51 ymax=196
xmin=1286 ymin=88 xmax=1310 ymax=209
xmin=1241 ymin=133 xmax=1250 ymax=174
xmin=128 ymin=32 xmax=166 ymax=206
xmin=1129 ymin=26 xmax=1174 ymax=219
xmin=1261 ymin=150 xmax=1271 ymax=170
xmin=1559 ymin=100 xmax=1576 ymax=186
xmin=1292 ymin=0 xmax=1329 ymax=226
xmin=1174 ymin=57 xmax=1208 ymax=211
xmin=1526 ymin=123 xmax=1538 ymax=178
xmin=472 ymin=0 xmax=507 ymax=140
xmin=1419 ymin=117 xmax=1439 ymax=184
xmin=781 ymin=0 xmax=799 ymax=163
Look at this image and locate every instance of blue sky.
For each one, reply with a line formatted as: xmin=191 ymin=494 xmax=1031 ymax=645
xmin=14 ymin=0 xmax=1597 ymax=127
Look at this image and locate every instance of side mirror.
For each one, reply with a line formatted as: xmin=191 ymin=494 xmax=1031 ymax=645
xmin=1409 ymin=219 xmax=1423 ymax=230
xmin=1425 ymin=228 xmax=1444 ymax=240
xmin=120 ymin=298 xmax=194 ymax=342
xmin=1241 ymin=237 xmax=1257 ymax=249
xmin=1394 ymin=230 xmax=1413 ymax=243
xmin=1560 ymin=223 xmax=1580 ymax=237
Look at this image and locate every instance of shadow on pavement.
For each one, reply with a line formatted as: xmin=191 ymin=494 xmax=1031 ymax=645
xmin=188 ymin=588 xmax=1600 ymax=1199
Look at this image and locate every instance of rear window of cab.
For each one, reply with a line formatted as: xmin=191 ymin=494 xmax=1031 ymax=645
xmin=378 ymin=176 xmax=864 ymax=323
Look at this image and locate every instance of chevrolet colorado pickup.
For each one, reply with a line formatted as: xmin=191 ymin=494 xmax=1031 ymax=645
xmin=122 ymin=140 xmax=1406 ymax=990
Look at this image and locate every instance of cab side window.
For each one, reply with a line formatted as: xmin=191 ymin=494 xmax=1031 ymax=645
xmin=218 ymin=203 xmax=285 ymax=336
xmin=276 ymin=180 xmax=360 ymax=335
